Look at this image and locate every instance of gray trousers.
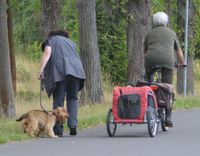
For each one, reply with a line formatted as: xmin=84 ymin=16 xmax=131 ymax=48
xmin=52 ymin=75 xmax=81 ymax=135
xmin=145 ymin=67 xmax=173 ymax=84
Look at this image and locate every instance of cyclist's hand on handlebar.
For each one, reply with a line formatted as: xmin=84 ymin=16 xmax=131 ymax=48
xmin=174 ymin=63 xmax=187 ymax=68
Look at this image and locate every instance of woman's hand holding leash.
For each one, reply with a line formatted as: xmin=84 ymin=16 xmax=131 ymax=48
xmin=38 ymin=71 xmax=44 ymax=80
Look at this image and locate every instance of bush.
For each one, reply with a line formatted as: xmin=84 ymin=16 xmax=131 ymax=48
xmin=26 ymin=41 xmax=41 ymax=60
xmin=194 ymin=60 xmax=200 ymax=81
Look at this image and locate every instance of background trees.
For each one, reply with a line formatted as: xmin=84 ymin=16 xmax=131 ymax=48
xmin=126 ymin=0 xmax=151 ymax=84
xmin=7 ymin=0 xmax=16 ymax=94
xmin=76 ymin=0 xmax=104 ymax=104
xmin=9 ymin=0 xmax=200 ymax=87
xmin=176 ymin=0 xmax=195 ymax=95
xmin=0 ymin=0 xmax=200 ymax=117
xmin=41 ymin=0 xmax=61 ymax=40
xmin=96 ymin=0 xmax=127 ymax=83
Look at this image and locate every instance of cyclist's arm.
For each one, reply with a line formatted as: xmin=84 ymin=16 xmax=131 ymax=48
xmin=176 ymin=48 xmax=185 ymax=65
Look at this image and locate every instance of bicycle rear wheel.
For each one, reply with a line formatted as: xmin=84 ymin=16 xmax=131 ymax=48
xmin=147 ymin=106 xmax=159 ymax=137
xmin=160 ymin=108 xmax=169 ymax=131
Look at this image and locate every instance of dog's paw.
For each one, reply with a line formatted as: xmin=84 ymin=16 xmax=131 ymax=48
xmin=52 ymin=135 xmax=59 ymax=138
xmin=49 ymin=135 xmax=58 ymax=138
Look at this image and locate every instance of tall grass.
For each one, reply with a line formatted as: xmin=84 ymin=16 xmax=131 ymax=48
xmin=174 ymin=61 xmax=200 ymax=110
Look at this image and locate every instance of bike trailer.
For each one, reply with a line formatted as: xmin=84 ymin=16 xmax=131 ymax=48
xmin=112 ymin=86 xmax=158 ymax=123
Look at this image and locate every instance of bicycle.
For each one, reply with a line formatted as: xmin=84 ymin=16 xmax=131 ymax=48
xmin=106 ymin=64 xmax=186 ymax=137
xmin=149 ymin=64 xmax=187 ymax=131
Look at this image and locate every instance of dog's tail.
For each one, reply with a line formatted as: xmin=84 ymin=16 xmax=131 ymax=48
xmin=16 ymin=113 xmax=29 ymax=121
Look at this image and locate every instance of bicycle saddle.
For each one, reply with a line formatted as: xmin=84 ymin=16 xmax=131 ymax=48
xmin=151 ymin=65 xmax=162 ymax=72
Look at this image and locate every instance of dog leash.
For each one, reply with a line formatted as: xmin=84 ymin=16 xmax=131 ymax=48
xmin=40 ymin=80 xmax=49 ymax=114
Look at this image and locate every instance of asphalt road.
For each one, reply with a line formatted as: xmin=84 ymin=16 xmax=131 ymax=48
xmin=0 ymin=109 xmax=200 ymax=156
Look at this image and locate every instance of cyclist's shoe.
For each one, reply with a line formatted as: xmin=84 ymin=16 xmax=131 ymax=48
xmin=165 ymin=120 xmax=173 ymax=127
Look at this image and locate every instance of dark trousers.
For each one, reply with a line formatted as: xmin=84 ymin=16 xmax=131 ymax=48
xmin=146 ymin=67 xmax=174 ymax=122
xmin=52 ymin=75 xmax=81 ymax=135
xmin=145 ymin=67 xmax=173 ymax=84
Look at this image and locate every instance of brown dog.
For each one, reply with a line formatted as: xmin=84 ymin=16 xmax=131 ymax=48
xmin=16 ymin=107 xmax=69 ymax=138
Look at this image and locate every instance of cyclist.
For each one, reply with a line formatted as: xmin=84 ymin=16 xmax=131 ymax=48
xmin=144 ymin=12 xmax=185 ymax=127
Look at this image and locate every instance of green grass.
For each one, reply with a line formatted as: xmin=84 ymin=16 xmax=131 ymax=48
xmin=1 ymin=95 xmax=200 ymax=144
xmin=0 ymin=103 xmax=111 ymax=144
xmin=78 ymin=104 xmax=110 ymax=129
xmin=0 ymin=119 xmax=31 ymax=144
xmin=174 ymin=96 xmax=200 ymax=110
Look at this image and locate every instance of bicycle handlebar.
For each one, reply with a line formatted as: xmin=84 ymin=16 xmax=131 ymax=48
xmin=174 ymin=63 xmax=187 ymax=69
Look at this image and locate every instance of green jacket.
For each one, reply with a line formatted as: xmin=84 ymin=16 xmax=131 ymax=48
xmin=144 ymin=25 xmax=181 ymax=71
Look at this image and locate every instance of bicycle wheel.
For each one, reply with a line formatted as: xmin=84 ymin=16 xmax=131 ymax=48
xmin=160 ymin=108 xmax=169 ymax=132
xmin=106 ymin=109 xmax=117 ymax=137
xmin=147 ymin=106 xmax=159 ymax=137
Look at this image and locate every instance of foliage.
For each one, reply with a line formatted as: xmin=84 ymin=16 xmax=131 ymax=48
xmin=194 ymin=59 xmax=200 ymax=81
xmin=151 ymin=0 xmax=165 ymax=13
xmin=25 ymin=41 xmax=41 ymax=60
xmin=96 ymin=0 xmax=128 ymax=83
xmin=10 ymin=0 xmax=41 ymax=53
xmin=193 ymin=0 xmax=200 ymax=58
xmin=60 ymin=0 xmax=79 ymax=46
xmin=9 ymin=0 xmax=200 ymax=82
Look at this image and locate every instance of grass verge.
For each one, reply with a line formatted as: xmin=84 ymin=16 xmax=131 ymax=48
xmin=0 ymin=103 xmax=111 ymax=144
xmin=1 ymin=95 xmax=200 ymax=144
xmin=174 ymin=96 xmax=200 ymax=110
xmin=0 ymin=119 xmax=31 ymax=144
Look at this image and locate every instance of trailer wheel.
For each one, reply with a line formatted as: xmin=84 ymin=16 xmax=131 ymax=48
xmin=106 ymin=109 xmax=117 ymax=137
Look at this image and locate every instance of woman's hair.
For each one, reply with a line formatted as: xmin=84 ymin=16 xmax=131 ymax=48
xmin=48 ymin=30 xmax=69 ymax=38
xmin=41 ymin=30 xmax=69 ymax=51
xmin=153 ymin=12 xmax=168 ymax=26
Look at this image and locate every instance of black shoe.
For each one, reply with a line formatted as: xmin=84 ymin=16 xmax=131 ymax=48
xmin=165 ymin=120 xmax=173 ymax=127
xmin=57 ymin=133 xmax=63 ymax=137
xmin=53 ymin=125 xmax=63 ymax=137
xmin=69 ymin=128 xmax=77 ymax=136
xmin=54 ymin=132 xmax=63 ymax=137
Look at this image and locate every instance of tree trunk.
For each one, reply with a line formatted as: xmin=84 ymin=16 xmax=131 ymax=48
xmin=164 ymin=0 xmax=172 ymax=28
xmin=41 ymin=0 xmax=61 ymax=40
xmin=0 ymin=0 xmax=15 ymax=118
xmin=176 ymin=0 xmax=194 ymax=95
xmin=127 ymin=0 xmax=151 ymax=85
xmin=76 ymin=0 xmax=104 ymax=104
xmin=102 ymin=0 xmax=112 ymax=18
xmin=7 ymin=0 xmax=16 ymax=95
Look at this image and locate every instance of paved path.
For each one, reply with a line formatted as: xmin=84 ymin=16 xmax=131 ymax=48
xmin=0 ymin=109 xmax=200 ymax=156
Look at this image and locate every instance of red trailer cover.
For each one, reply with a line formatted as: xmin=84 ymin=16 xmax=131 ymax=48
xmin=112 ymin=86 xmax=157 ymax=123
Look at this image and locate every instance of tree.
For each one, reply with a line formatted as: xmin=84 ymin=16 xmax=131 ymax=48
xmin=7 ymin=0 xmax=16 ymax=94
xmin=96 ymin=0 xmax=127 ymax=83
xmin=176 ymin=0 xmax=194 ymax=95
xmin=126 ymin=0 xmax=151 ymax=84
xmin=164 ymin=0 xmax=172 ymax=28
xmin=76 ymin=0 xmax=104 ymax=104
xmin=0 ymin=0 xmax=15 ymax=117
xmin=41 ymin=0 xmax=61 ymax=40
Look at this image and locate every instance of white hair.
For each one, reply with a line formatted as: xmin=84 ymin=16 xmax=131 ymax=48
xmin=153 ymin=12 xmax=168 ymax=26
